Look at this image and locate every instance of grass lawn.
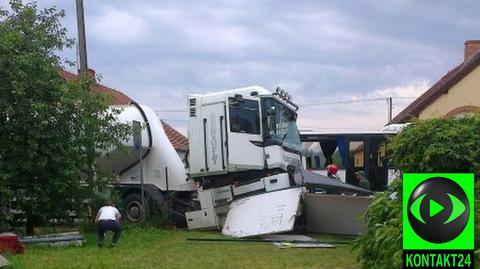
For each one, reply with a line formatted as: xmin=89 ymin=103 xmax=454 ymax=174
xmin=4 ymin=227 xmax=359 ymax=269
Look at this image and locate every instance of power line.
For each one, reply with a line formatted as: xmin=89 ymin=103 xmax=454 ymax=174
xmin=155 ymin=96 xmax=418 ymax=112
xmin=300 ymin=96 xmax=417 ymax=106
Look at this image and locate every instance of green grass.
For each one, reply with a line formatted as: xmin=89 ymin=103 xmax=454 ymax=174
xmin=4 ymin=227 xmax=359 ymax=269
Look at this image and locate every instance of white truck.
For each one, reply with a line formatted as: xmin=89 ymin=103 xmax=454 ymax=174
xmin=97 ymin=85 xmax=369 ymax=237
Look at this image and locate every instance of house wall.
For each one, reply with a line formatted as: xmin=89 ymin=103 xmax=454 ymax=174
xmin=419 ymin=65 xmax=480 ymax=119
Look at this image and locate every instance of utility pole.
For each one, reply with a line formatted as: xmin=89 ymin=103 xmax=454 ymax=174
xmin=387 ymin=97 xmax=393 ymax=123
xmin=75 ymin=0 xmax=88 ymax=75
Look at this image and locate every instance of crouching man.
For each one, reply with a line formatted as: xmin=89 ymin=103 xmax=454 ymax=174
xmin=95 ymin=200 xmax=121 ymax=248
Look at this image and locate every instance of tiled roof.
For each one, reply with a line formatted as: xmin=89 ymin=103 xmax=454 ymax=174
xmin=60 ymin=69 xmax=133 ymax=105
xmin=161 ymin=120 xmax=189 ymax=152
xmin=60 ymin=69 xmax=189 ymax=152
xmin=390 ymin=51 xmax=480 ymax=124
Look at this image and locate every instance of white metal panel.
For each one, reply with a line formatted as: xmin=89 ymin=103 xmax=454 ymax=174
xmin=197 ymin=188 xmax=214 ymax=210
xmin=264 ymin=173 xmax=290 ymax=192
xmin=204 ymin=103 xmax=227 ymax=174
xmin=222 ymin=187 xmax=304 ymax=238
xmin=265 ymin=146 xmax=301 ymax=172
xmin=187 ymin=95 xmax=206 ymax=175
xmin=211 ymin=185 xmax=233 ymax=206
xmin=226 ymin=95 xmax=264 ymax=171
xmin=264 ymin=146 xmax=284 ymax=169
xmin=227 ymin=134 xmax=264 ymax=170
xmin=232 ymin=180 xmax=265 ymax=196
xmin=185 ymin=208 xmax=217 ymax=230
xmin=193 ymin=85 xmax=272 ymax=105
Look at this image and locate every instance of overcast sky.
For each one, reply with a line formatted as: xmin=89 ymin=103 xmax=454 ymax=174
xmin=8 ymin=0 xmax=480 ymax=133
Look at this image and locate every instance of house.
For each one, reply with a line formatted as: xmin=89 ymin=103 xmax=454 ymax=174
xmin=61 ymin=69 xmax=189 ymax=154
xmin=161 ymin=120 xmax=189 ymax=160
xmin=391 ymin=40 xmax=480 ymax=123
xmin=60 ymin=69 xmax=132 ymax=105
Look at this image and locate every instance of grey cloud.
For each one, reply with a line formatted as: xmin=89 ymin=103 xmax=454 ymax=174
xmin=30 ymin=0 xmax=480 ymax=132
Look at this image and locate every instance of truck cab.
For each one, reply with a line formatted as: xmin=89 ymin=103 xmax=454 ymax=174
xmin=187 ymin=86 xmax=303 ymax=190
xmin=185 ymin=86 xmax=305 ymax=231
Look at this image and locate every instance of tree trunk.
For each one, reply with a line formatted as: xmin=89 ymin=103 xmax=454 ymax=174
xmin=26 ymin=215 xmax=37 ymax=236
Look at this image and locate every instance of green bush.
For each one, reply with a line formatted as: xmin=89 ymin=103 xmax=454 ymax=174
xmin=476 ymin=179 xmax=480 ymax=264
xmin=354 ymin=116 xmax=480 ymax=269
xmin=353 ymin=179 xmax=403 ymax=268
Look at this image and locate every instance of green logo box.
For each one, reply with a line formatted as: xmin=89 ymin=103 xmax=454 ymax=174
xmin=403 ymin=173 xmax=474 ymax=250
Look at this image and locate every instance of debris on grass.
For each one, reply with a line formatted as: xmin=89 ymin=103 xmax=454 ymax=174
xmin=263 ymin=234 xmax=334 ymax=249
xmin=187 ymin=234 xmax=352 ymax=247
xmin=0 ymin=254 xmax=8 ymax=267
xmin=20 ymin=231 xmax=85 ymax=247
xmin=0 ymin=233 xmax=24 ymax=254
xmin=272 ymin=242 xmax=334 ymax=249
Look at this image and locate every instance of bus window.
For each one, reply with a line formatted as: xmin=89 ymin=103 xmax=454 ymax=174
xmin=349 ymin=141 xmax=364 ymax=168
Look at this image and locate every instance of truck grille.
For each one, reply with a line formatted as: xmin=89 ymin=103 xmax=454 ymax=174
xmin=189 ymin=98 xmax=196 ymax=117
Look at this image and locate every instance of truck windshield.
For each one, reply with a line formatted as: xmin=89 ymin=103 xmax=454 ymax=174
xmin=262 ymin=98 xmax=302 ymax=153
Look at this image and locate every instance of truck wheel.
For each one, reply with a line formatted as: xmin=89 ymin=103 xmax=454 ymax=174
xmin=172 ymin=193 xmax=192 ymax=228
xmin=124 ymin=193 xmax=144 ymax=222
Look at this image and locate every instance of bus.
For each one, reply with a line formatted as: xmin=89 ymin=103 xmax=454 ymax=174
xmin=300 ymin=124 xmax=405 ymax=191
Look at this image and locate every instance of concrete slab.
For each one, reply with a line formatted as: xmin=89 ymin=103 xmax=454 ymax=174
xmin=306 ymin=193 xmax=374 ymax=235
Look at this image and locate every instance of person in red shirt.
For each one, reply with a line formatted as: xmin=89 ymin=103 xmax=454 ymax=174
xmin=327 ymin=164 xmax=340 ymax=181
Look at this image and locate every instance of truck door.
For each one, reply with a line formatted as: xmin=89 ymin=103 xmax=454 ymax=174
xmin=202 ymin=103 xmax=227 ymax=174
xmin=226 ymin=96 xmax=264 ymax=171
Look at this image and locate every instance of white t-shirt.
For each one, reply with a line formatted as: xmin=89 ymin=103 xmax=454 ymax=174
xmin=98 ymin=206 xmax=121 ymax=221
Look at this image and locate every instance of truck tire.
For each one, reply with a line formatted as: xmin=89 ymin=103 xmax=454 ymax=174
xmin=124 ymin=193 xmax=145 ymax=222
xmin=172 ymin=202 xmax=188 ymax=228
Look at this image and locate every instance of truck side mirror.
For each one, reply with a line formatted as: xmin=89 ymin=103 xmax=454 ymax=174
xmin=267 ymin=114 xmax=276 ymax=135
xmin=267 ymin=106 xmax=276 ymax=115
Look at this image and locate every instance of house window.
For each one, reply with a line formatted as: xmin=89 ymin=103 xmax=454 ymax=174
xmin=349 ymin=141 xmax=364 ymax=168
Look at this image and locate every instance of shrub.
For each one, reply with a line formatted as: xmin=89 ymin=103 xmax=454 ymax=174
xmin=354 ymin=116 xmax=480 ymax=269
xmin=0 ymin=1 xmax=131 ymax=235
xmin=353 ymin=179 xmax=403 ymax=268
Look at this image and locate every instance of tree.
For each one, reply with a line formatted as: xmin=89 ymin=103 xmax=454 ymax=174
xmin=0 ymin=0 xmax=130 ymax=234
xmin=353 ymin=116 xmax=480 ymax=269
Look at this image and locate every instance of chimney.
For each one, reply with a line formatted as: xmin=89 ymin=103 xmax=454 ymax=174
xmin=464 ymin=40 xmax=480 ymax=62
xmin=86 ymin=68 xmax=96 ymax=83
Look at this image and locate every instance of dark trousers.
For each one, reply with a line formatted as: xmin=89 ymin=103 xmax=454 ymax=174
xmin=97 ymin=220 xmax=121 ymax=246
